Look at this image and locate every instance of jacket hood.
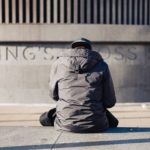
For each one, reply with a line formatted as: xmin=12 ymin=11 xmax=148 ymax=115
xmin=52 ymin=48 xmax=102 ymax=73
xmin=71 ymin=38 xmax=92 ymax=49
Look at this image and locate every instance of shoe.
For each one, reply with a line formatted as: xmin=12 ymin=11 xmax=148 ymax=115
xmin=39 ymin=112 xmax=53 ymax=126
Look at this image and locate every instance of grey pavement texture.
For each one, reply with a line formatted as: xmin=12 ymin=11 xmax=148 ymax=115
xmin=0 ymin=103 xmax=150 ymax=150
xmin=0 ymin=127 xmax=150 ymax=150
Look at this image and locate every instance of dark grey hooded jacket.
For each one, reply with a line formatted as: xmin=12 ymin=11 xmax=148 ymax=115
xmin=49 ymin=48 xmax=116 ymax=132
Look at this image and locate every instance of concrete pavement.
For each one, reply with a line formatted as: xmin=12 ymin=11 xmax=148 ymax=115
xmin=0 ymin=126 xmax=150 ymax=150
xmin=0 ymin=103 xmax=150 ymax=150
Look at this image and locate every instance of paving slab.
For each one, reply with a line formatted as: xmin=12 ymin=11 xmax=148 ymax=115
xmin=0 ymin=127 xmax=150 ymax=150
xmin=0 ymin=127 xmax=61 ymax=150
xmin=53 ymin=128 xmax=150 ymax=150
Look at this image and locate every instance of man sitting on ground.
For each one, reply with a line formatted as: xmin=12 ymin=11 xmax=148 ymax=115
xmin=40 ymin=38 xmax=119 ymax=133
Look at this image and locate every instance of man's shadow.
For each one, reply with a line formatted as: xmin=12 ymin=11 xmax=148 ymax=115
xmin=105 ymin=127 xmax=150 ymax=133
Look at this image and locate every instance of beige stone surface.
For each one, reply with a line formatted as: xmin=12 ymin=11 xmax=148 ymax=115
xmin=0 ymin=103 xmax=150 ymax=127
xmin=0 ymin=25 xmax=150 ymax=42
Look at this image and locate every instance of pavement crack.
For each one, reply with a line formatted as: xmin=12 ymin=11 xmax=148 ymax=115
xmin=51 ymin=131 xmax=63 ymax=150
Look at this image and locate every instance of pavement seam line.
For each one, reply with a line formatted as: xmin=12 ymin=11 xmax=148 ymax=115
xmin=51 ymin=131 xmax=63 ymax=150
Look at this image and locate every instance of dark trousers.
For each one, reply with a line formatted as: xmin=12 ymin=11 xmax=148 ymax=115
xmin=105 ymin=109 xmax=119 ymax=127
xmin=39 ymin=108 xmax=118 ymax=128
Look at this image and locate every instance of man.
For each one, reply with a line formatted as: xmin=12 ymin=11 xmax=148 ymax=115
xmin=40 ymin=38 xmax=118 ymax=133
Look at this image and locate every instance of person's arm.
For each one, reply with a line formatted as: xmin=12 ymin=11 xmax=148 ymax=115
xmin=49 ymin=62 xmax=59 ymax=101
xmin=102 ymin=63 xmax=116 ymax=108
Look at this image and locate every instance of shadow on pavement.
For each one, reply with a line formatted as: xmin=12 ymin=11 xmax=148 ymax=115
xmin=0 ymin=134 xmax=150 ymax=150
xmin=105 ymin=127 xmax=150 ymax=133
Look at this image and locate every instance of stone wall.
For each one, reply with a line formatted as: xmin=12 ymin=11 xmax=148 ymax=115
xmin=0 ymin=43 xmax=149 ymax=103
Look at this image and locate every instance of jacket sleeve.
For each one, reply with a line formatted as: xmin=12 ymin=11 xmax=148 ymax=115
xmin=49 ymin=61 xmax=59 ymax=101
xmin=102 ymin=63 xmax=116 ymax=108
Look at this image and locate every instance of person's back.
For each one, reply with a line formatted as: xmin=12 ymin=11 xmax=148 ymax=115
xmin=40 ymin=38 xmax=118 ymax=132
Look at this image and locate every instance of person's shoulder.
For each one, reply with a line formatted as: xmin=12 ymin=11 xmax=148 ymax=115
xmin=95 ymin=58 xmax=109 ymax=74
xmin=51 ymin=57 xmax=61 ymax=66
xmin=91 ymin=51 xmax=107 ymax=65
xmin=97 ymin=57 xmax=108 ymax=67
xmin=49 ymin=58 xmax=61 ymax=74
